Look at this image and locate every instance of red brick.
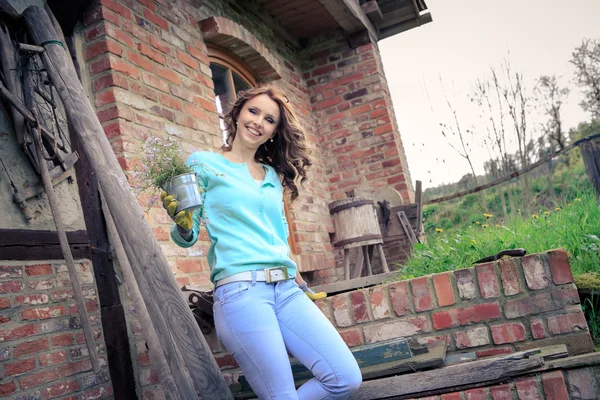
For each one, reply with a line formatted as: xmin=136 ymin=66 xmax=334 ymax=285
xmin=95 ymin=89 xmax=116 ymax=107
xmin=374 ymin=123 xmax=392 ymax=135
xmin=19 ymin=369 xmax=60 ymax=389
xmin=433 ymin=273 xmax=455 ymax=307
xmin=0 ymin=324 xmax=39 ymax=342
xmin=93 ymin=73 xmax=128 ymax=92
xmin=542 ymin=371 xmax=569 ymax=400
xmin=99 ymin=0 xmax=133 ymax=21
xmin=388 ymin=281 xmax=411 ymax=316
xmin=454 ymin=327 xmax=490 ymax=349
xmin=142 ymin=71 xmax=169 ymax=92
xmin=122 ymin=19 xmax=150 ymax=43
xmin=522 ymin=254 xmax=549 ymax=290
xmin=214 ymin=353 xmax=237 ymax=369
xmin=547 ymin=249 xmax=573 ymax=284
xmin=84 ymin=23 xmax=106 ymax=43
xmin=504 ymin=292 xmax=555 ymax=318
xmin=82 ymin=385 xmax=113 ymax=400
xmin=464 ymin=388 xmax=485 ymax=400
xmin=176 ymin=259 xmax=207 ymax=274
xmin=156 ymin=65 xmax=180 ymax=84
xmin=25 ymin=263 xmax=53 ymax=276
xmin=432 ymin=310 xmax=455 ymax=330
xmin=51 ymin=333 xmax=74 ymax=347
xmin=368 ymin=286 xmax=389 ymax=320
xmin=547 ymin=312 xmax=588 ymax=335
xmin=0 ymin=381 xmax=16 ymax=396
xmin=0 ymin=280 xmax=24 ymax=293
xmin=39 ymin=350 xmax=68 ymax=367
xmin=531 ymin=319 xmax=547 ymax=339
xmin=489 ymin=384 xmax=512 ymax=399
xmin=499 ymin=258 xmax=521 ymax=296
xmin=340 ymin=328 xmax=363 ymax=347
xmin=85 ymin=39 xmax=123 ymax=60
xmin=150 ymin=35 xmax=175 ymax=56
xmin=0 ymin=297 xmax=9 ymax=309
xmin=177 ymin=50 xmax=199 ymax=70
xmin=349 ymin=290 xmax=371 ymax=323
xmin=144 ymin=8 xmax=169 ymax=30
xmin=458 ymin=302 xmax=501 ymax=325
xmin=440 ymin=393 xmax=462 ymax=400
xmin=363 ymin=316 xmax=430 ymax=344
xmin=126 ymin=50 xmax=154 ymax=72
xmin=340 ymin=72 xmax=364 ymax=85
xmin=411 ymin=277 xmax=432 ymax=312
xmin=455 ymin=268 xmax=477 ymax=300
xmin=312 ymin=64 xmax=336 ymax=77
xmin=475 ymin=346 xmax=513 ymax=358
xmin=44 ymin=379 xmax=80 ymax=398
xmin=317 ymin=96 xmax=342 ymax=110
xmin=13 ymin=338 xmax=49 ymax=357
xmin=476 ymin=262 xmax=500 ymax=298
xmin=491 ymin=322 xmax=526 ymax=344
xmin=332 ymin=295 xmax=354 ymax=327
xmin=22 ymin=305 xmax=66 ymax=320
xmin=15 ymin=294 xmax=49 ymax=305
xmin=105 ymin=23 xmax=136 ymax=48
xmin=349 ymin=104 xmax=371 ymax=117
xmin=4 ymin=358 xmax=35 ymax=376
xmin=515 ymin=377 xmax=540 ymax=400
xmin=138 ymin=42 xmax=165 ymax=64
xmin=110 ymin=57 xmax=140 ymax=79
xmin=60 ymin=360 xmax=92 ymax=377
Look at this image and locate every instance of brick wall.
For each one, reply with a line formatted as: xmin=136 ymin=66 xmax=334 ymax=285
xmin=78 ymin=0 xmax=337 ymax=287
xmin=303 ymin=33 xmax=414 ymax=204
xmin=314 ymin=248 xmax=593 ymax=356
xmin=412 ymin=367 xmax=600 ymax=400
xmin=0 ymin=260 xmax=111 ymax=398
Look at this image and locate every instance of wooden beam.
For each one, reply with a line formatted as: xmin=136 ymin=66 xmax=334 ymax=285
xmin=415 ymin=180 xmax=423 ymax=236
xmin=318 ymin=0 xmax=378 ymax=42
xmin=22 ymin=6 xmax=231 ymax=397
xmin=311 ymin=271 xmax=399 ymax=295
xmin=361 ymin=1 xmax=383 ymax=24
xmin=379 ymin=12 xmax=433 ymax=40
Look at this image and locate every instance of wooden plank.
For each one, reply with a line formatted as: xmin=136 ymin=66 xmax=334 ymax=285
xmin=0 ymin=229 xmax=89 ymax=246
xmin=397 ymin=211 xmax=417 ymax=245
xmin=415 ymin=180 xmax=423 ymax=236
xmin=360 ymin=340 xmax=445 ymax=381
xmin=311 ymin=271 xmax=399 ymax=295
xmin=579 ymin=136 xmax=600 ymax=199
xmin=22 ymin=6 xmax=231 ymax=398
xmin=361 ymin=0 xmax=383 ymax=24
xmin=379 ymin=12 xmax=433 ymax=40
xmin=318 ymin=0 xmax=378 ymax=42
xmin=350 ymin=355 xmax=543 ymax=399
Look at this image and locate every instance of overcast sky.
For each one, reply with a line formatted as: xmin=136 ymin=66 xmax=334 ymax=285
xmin=380 ymin=0 xmax=600 ymax=189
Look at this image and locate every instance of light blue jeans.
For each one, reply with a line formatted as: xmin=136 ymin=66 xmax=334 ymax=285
xmin=213 ymin=274 xmax=362 ymax=399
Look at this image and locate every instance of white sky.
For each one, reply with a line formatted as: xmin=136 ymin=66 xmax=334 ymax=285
xmin=379 ymin=0 xmax=600 ymax=189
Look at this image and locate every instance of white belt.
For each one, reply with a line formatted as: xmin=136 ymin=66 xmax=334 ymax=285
xmin=215 ymin=267 xmax=291 ymax=288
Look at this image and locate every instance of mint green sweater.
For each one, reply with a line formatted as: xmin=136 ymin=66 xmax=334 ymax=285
xmin=170 ymin=151 xmax=296 ymax=283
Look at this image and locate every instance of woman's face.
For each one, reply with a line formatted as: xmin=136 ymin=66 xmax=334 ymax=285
xmin=234 ymin=94 xmax=280 ymax=150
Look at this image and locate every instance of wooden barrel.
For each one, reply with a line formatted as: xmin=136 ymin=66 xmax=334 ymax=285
xmin=329 ymin=197 xmax=383 ymax=249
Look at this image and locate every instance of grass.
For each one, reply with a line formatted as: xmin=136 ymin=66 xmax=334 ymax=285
xmin=395 ymin=189 xmax=600 ymax=348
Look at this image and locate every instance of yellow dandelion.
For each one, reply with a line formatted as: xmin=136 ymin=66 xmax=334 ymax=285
xmin=555 ymin=207 xmax=561 ymax=211
xmin=435 ymin=228 xmax=444 ymax=233
xmin=475 ymin=221 xmax=481 ymax=225
xmin=471 ymin=239 xmax=477 ymax=245
xmin=567 ymin=203 xmax=573 ymax=207
xmin=575 ymin=198 xmax=582 ymax=202
xmin=543 ymin=211 xmax=551 ymax=215
xmin=532 ymin=214 xmax=539 ymax=219
xmin=482 ymin=224 xmax=489 ymax=228
xmin=495 ymin=224 xmax=501 ymax=228
xmin=483 ymin=213 xmax=493 ymax=219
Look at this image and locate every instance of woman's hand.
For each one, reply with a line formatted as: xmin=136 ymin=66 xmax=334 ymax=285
xmin=295 ymin=275 xmax=327 ymax=301
xmin=161 ymin=191 xmax=194 ymax=231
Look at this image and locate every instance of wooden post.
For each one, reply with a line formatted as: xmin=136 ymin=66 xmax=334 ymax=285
xmin=23 ymin=6 xmax=231 ymax=398
xmin=99 ymin=190 xmax=189 ymax=400
xmin=415 ymin=180 xmax=423 ymax=236
xmin=579 ymin=136 xmax=600 ymax=199
xmin=24 ymin=65 xmax=101 ymax=372
xmin=0 ymin=22 xmax=26 ymax=148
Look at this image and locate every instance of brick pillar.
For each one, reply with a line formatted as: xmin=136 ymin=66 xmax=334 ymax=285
xmin=304 ymin=32 xmax=414 ymax=203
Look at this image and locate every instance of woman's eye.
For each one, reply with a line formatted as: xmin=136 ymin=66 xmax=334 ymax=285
xmin=249 ymin=108 xmax=257 ymax=114
xmin=266 ymin=118 xmax=275 ymax=124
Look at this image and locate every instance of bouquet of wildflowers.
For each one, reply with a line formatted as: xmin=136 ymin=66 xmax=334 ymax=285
xmin=136 ymin=137 xmax=193 ymax=190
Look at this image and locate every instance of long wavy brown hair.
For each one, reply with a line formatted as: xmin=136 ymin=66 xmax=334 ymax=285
xmin=221 ymin=86 xmax=312 ymax=201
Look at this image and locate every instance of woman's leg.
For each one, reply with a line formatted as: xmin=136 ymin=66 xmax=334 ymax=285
xmin=275 ymin=280 xmax=362 ymax=400
xmin=213 ymin=280 xmax=299 ymax=399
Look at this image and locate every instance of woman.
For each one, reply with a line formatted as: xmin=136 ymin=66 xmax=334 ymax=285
xmin=162 ymin=86 xmax=362 ymax=399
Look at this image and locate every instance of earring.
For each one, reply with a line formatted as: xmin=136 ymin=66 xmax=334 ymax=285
xmin=270 ymin=137 xmax=274 ymax=142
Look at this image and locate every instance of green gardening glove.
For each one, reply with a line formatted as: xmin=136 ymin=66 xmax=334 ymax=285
xmin=160 ymin=190 xmax=193 ymax=231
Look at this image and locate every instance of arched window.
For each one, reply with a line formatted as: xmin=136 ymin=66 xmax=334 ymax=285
xmin=208 ymin=46 xmax=298 ymax=255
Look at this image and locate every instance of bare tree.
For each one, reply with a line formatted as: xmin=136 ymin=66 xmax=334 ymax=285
xmin=535 ymin=75 xmax=570 ymax=150
xmin=570 ymin=38 xmax=600 ymax=119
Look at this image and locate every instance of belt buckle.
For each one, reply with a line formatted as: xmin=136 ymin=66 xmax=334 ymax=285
xmin=264 ymin=267 xmax=288 ymax=283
